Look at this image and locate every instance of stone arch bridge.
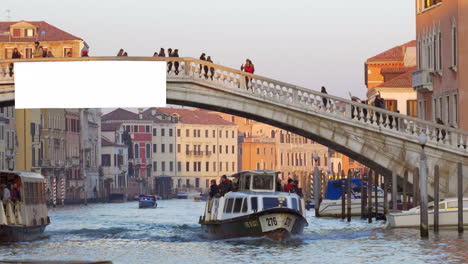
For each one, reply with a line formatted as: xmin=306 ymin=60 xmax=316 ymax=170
xmin=1 ymin=57 xmax=467 ymax=197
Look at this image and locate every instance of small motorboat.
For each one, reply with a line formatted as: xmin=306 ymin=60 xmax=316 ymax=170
xmin=199 ymin=170 xmax=308 ymax=241
xmin=0 ymin=170 xmax=50 ymax=242
xmin=387 ymin=198 xmax=468 ymax=228
xmin=138 ymin=195 xmax=157 ymax=208
xmin=317 ymin=178 xmax=386 ymax=217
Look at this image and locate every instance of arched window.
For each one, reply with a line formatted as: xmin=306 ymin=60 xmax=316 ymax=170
xmin=134 ymin=144 xmax=139 ymax=158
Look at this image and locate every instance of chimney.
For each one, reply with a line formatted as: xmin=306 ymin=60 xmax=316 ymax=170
xmin=138 ymin=108 xmax=143 ymax=120
xmin=151 ymin=109 xmax=156 ymax=116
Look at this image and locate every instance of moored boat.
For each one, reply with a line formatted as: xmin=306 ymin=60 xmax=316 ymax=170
xmin=138 ymin=195 xmax=157 ymax=208
xmin=387 ymin=198 xmax=468 ymax=228
xmin=199 ymin=170 xmax=308 ymax=241
xmin=0 ymin=170 xmax=50 ymax=242
xmin=317 ymin=178 xmax=385 ymax=217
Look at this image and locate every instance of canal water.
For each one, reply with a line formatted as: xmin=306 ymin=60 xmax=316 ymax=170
xmin=1 ymin=200 xmax=468 ymax=264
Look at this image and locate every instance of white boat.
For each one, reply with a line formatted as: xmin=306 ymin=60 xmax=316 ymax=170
xmin=317 ymin=178 xmax=386 ymax=217
xmin=387 ymin=198 xmax=468 ymax=228
xmin=0 ymin=170 xmax=50 ymax=242
xmin=199 ymin=170 xmax=308 ymax=241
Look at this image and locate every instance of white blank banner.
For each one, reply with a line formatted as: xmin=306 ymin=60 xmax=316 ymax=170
xmin=14 ymin=61 xmax=166 ymax=108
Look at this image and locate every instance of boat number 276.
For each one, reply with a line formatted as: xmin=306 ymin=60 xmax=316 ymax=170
xmin=265 ymin=217 xmax=292 ymax=227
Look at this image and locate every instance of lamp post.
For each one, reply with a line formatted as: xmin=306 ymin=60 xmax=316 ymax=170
xmin=418 ymin=131 xmax=428 ymax=238
xmin=313 ymin=153 xmax=320 ymax=217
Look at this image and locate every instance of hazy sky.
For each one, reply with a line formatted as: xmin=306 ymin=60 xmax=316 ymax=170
xmin=1 ymin=0 xmax=415 ymax=99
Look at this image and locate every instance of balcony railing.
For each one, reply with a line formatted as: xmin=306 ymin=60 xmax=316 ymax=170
xmin=412 ymin=69 xmax=433 ymax=92
xmin=186 ymin=151 xmax=212 ymax=156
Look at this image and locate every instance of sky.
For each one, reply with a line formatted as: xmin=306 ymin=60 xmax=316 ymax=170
xmin=1 ymin=0 xmax=415 ymax=100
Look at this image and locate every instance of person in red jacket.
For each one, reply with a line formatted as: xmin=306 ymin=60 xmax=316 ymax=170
xmin=241 ymin=59 xmax=255 ymax=89
xmin=284 ymin=178 xmax=294 ymax=193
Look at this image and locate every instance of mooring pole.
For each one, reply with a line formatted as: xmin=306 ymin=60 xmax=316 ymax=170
xmin=361 ymin=171 xmax=367 ymax=219
xmin=434 ymin=165 xmax=439 ymax=233
xmin=392 ymin=170 xmax=398 ymax=211
xmin=374 ymin=171 xmax=378 ymax=219
xmin=458 ymin=162 xmax=464 ymax=234
xmin=347 ymin=169 xmax=352 ymax=222
xmin=313 ymin=160 xmax=320 ymax=217
xmin=419 ymin=132 xmax=429 ymax=238
xmin=341 ymin=177 xmax=346 ymax=220
xmin=413 ymin=168 xmax=420 ymax=207
xmin=368 ymin=170 xmax=373 ymax=223
xmin=403 ymin=170 xmax=408 ymax=210
xmin=383 ymin=174 xmax=388 ymax=215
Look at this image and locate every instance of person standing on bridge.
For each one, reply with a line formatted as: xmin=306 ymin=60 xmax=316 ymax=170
xmin=153 ymin=51 xmax=158 ymax=57
xmin=167 ymin=48 xmax=173 ymax=73
xmin=241 ymin=59 xmax=255 ymax=89
xmin=117 ymin=49 xmax=124 ymax=56
xmin=200 ymin=53 xmax=208 ymax=78
xmin=172 ymin=49 xmax=180 ymax=75
xmin=207 ymin=56 xmax=215 ymax=80
xmin=159 ymin=48 xmax=166 ymax=57
xmin=321 ymin=86 xmax=328 ymax=107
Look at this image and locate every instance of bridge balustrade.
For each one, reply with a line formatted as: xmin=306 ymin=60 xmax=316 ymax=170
xmin=1 ymin=57 xmax=467 ymax=154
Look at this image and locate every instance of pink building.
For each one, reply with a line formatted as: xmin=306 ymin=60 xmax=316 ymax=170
xmin=64 ymin=109 xmax=81 ymax=202
xmin=413 ymin=0 xmax=468 ymax=130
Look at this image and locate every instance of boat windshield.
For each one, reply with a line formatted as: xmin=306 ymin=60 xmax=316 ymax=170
xmin=252 ymin=174 xmax=274 ymax=191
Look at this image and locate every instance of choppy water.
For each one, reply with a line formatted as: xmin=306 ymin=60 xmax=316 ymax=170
xmin=1 ymin=200 xmax=468 ymax=264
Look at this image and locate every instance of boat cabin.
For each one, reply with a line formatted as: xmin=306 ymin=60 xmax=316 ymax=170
xmin=0 ymin=170 xmax=49 ymax=228
xmin=202 ymin=170 xmax=306 ymax=222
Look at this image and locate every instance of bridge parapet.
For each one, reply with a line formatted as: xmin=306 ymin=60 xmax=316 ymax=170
xmin=1 ymin=57 xmax=467 ymax=155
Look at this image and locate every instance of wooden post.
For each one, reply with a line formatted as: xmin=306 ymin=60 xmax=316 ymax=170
xmin=434 ymin=165 xmax=439 ymax=233
xmin=361 ymin=171 xmax=367 ymax=219
xmin=413 ymin=168 xmax=419 ymax=207
xmin=347 ymin=169 xmax=352 ymax=222
xmin=419 ymin=149 xmax=428 ymax=238
xmin=383 ymin=174 xmax=388 ymax=215
xmin=403 ymin=170 xmax=408 ymax=210
xmin=368 ymin=170 xmax=373 ymax=223
xmin=374 ymin=171 xmax=378 ymax=218
xmin=458 ymin=162 xmax=464 ymax=234
xmin=341 ymin=177 xmax=346 ymax=220
xmin=392 ymin=170 xmax=398 ymax=211
xmin=314 ymin=166 xmax=320 ymax=217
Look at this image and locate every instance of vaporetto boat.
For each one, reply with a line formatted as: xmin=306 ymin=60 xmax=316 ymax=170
xmin=387 ymin=198 xmax=468 ymax=228
xmin=199 ymin=170 xmax=308 ymax=241
xmin=0 ymin=170 xmax=50 ymax=242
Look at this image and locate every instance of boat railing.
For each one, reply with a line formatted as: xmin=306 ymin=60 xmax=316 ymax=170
xmin=0 ymin=200 xmax=23 ymax=225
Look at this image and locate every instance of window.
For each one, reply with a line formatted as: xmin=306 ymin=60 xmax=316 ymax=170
xmin=177 ymin=162 xmax=181 ymax=172
xmin=146 ymin=144 xmax=151 ymax=158
xmin=454 ymin=94 xmax=458 ymax=126
xmin=193 ymin=162 xmax=197 ymax=172
xmin=134 ymin=125 xmax=138 ymax=132
xmin=170 ymin=161 xmax=174 ymax=172
xmin=206 ymin=162 xmax=209 ymax=172
xmin=63 ymin=48 xmax=73 ymax=57
xmin=195 ymin=178 xmax=200 ymax=188
xmin=213 ymin=145 xmax=216 ymax=154
xmin=186 ymin=179 xmax=190 ymax=187
xmin=134 ymin=144 xmax=139 ymax=158
xmin=169 ymin=129 xmax=173 ymax=137
xmin=153 ymin=161 xmax=157 ymax=171
xmin=225 ymin=145 xmax=228 ymax=154
xmin=263 ymin=197 xmax=286 ymax=210
xmin=224 ymin=198 xmax=234 ymax=213
xmin=219 ymin=145 xmax=222 ymax=154
xmin=162 ymin=162 xmax=166 ymax=172
xmin=153 ymin=144 xmax=157 ymax=153
xmin=291 ymin=198 xmax=299 ymax=210
xmin=177 ymin=129 xmax=181 ymax=137
xmin=198 ymin=162 xmax=202 ymax=172
xmin=213 ymin=162 xmax=216 ymax=172
xmin=232 ymin=145 xmax=235 ymax=154
xmin=177 ymin=144 xmax=181 ymax=153
xmin=145 ymin=126 xmax=150 ymax=133
xmin=193 ymin=129 xmax=197 ymax=137
xmin=186 ymin=129 xmax=189 ymax=137
xmin=212 ymin=130 xmax=215 ymax=138
xmin=161 ymin=144 xmax=165 ymax=153
xmin=241 ymin=198 xmax=248 ymax=212
xmin=153 ymin=128 xmax=157 ymax=136
xmin=446 ymin=96 xmax=451 ymax=125
xmin=146 ymin=168 xmax=151 ymax=177
xmin=169 ymin=144 xmax=173 ymax=153
xmin=13 ymin=28 xmax=21 ymax=37
xmin=205 ymin=130 xmax=209 ymax=137
xmin=186 ymin=162 xmax=190 ymax=172
xmin=161 ymin=128 xmax=165 ymax=136
xmin=407 ymin=100 xmax=418 ymax=117
xmin=251 ymin=197 xmax=258 ymax=212
xmin=452 ymin=19 xmax=457 ymax=68
xmin=257 ymin=148 xmax=260 ymax=155
xmin=385 ymin=100 xmax=398 ymax=112
xmin=233 ymin=198 xmax=243 ymax=213
xmin=232 ymin=131 xmax=235 ymax=138
xmin=102 ymin=154 xmax=111 ymax=166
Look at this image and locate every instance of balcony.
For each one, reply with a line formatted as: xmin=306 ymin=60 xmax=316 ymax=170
xmin=186 ymin=151 xmax=212 ymax=157
xmin=412 ymin=69 xmax=433 ymax=93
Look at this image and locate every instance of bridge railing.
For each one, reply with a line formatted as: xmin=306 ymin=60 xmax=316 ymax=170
xmin=1 ymin=57 xmax=467 ymax=153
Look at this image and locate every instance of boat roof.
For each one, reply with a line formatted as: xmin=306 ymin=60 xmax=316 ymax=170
xmin=0 ymin=170 xmax=44 ymax=182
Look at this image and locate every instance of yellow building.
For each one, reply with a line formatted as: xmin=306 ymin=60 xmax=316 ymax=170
xmin=0 ymin=21 xmax=87 ymax=59
xmin=15 ymin=109 xmax=42 ymax=173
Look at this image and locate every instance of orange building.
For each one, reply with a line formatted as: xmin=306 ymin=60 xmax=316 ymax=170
xmin=241 ymin=137 xmax=276 ymax=171
xmin=413 ymin=0 xmax=467 ymax=130
xmin=0 ymin=21 xmax=87 ymax=59
xmin=365 ymin=41 xmax=418 ymax=115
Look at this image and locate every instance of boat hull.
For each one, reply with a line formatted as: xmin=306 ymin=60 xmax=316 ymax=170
xmin=388 ymin=209 xmax=468 ymax=228
xmin=318 ymin=198 xmax=385 ymax=217
xmin=200 ymin=208 xmax=307 ymax=241
xmin=0 ymin=224 xmax=48 ymax=242
xmin=138 ymin=201 xmax=157 ymax=208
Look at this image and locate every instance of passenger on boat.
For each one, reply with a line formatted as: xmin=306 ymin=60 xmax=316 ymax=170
xmin=209 ymin=180 xmax=219 ymax=198
xmin=293 ymin=180 xmax=303 ymax=197
xmin=219 ymin=175 xmax=233 ymax=196
xmin=1 ymin=184 xmax=11 ymax=202
xmin=276 ymin=178 xmax=284 ymax=192
xmin=284 ymin=179 xmax=294 ymax=193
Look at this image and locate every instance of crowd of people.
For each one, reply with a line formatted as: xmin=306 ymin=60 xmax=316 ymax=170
xmin=0 ymin=181 xmax=22 ymax=220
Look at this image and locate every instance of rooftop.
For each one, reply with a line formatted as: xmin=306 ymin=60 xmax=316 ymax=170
xmin=367 ymin=40 xmax=416 ymax=63
xmin=150 ymin=108 xmax=236 ymax=126
xmin=376 ymin=67 xmax=416 ymax=88
xmin=0 ymin=21 xmax=82 ymax=42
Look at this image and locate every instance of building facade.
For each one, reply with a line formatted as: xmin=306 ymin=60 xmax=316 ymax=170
xmin=413 ymin=0 xmax=467 ymax=130
xmin=0 ymin=106 xmax=17 ymax=170
xmin=15 ymin=109 xmax=42 ymax=173
xmin=64 ymin=109 xmax=82 ymax=202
